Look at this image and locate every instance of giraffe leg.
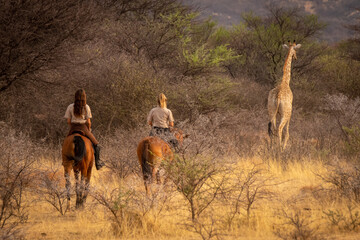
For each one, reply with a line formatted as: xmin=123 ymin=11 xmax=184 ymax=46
xmin=278 ymin=118 xmax=287 ymax=151
xmin=283 ymin=120 xmax=290 ymax=150
xmin=269 ymin=116 xmax=277 ymax=136
xmin=267 ymin=90 xmax=280 ymax=150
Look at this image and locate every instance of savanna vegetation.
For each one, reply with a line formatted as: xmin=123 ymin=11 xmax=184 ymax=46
xmin=1 ymin=0 xmax=360 ymax=239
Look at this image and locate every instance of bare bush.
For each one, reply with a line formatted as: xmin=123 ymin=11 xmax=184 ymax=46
xmin=102 ymin=128 xmax=146 ymax=180
xmin=185 ymin=215 xmax=223 ymax=240
xmin=0 ymin=122 xmax=38 ymax=239
xmin=222 ymin=163 xmax=276 ymax=230
xmin=36 ymin=168 xmax=68 ymax=215
xmin=318 ymin=160 xmax=360 ymax=203
xmin=323 ymin=94 xmax=360 ymax=140
xmin=0 ymin=0 xmax=99 ymax=92
xmin=274 ymin=207 xmax=322 ymax=240
xmin=165 ymin=154 xmax=226 ymax=221
xmin=324 ymin=204 xmax=360 ymax=231
xmin=92 ymin=186 xmax=141 ymax=236
xmin=92 ymin=183 xmax=174 ymax=237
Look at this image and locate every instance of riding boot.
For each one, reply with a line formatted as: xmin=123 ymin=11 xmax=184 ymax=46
xmin=94 ymin=144 xmax=105 ymax=170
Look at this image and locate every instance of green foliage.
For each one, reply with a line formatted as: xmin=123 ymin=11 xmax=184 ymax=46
xmin=212 ymin=26 xmax=231 ymax=44
xmin=228 ymin=6 xmax=326 ymax=84
xmin=195 ymin=76 xmax=236 ymax=112
xmin=320 ymin=45 xmax=360 ymax=98
xmin=165 ymin=155 xmax=222 ymax=220
xmin=161 ymin=10 xmax=198 ymax=42
xmin=161 ymin=13 xmax=241 ymax=76
xmin=169 ymin=75 xmax=236 ymax=121
xmin=343 ymin=123 xmax=360 ymax=158
xmin=182 ymin=44 xmax=238 ymax=75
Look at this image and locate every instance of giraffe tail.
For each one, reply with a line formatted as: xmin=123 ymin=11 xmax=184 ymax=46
xmin=268 ymin=94 xmax=280 ymax=137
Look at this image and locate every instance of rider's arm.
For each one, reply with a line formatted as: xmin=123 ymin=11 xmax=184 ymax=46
xmin=147 ymin=109 xmax=153 ymax=126
xmin=168 ymin=109 xmax=174 ymax=128
xmin=67 ymin=118 xmax=71 ymax=126
xmin=87 ymin=119 xmax=91 ymax=131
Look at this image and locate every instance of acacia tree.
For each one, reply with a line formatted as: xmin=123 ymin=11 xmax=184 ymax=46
xmin=0 ymin=0 xmax=100 ymax=93
xmin=108 ymin=0 xmax=237 ymax=77
xmin=0 ymin=0 xmax=107 ymax=140
xmin=343 ymin=7 xmax=360 ymax=62
xmin=226 ymin=4 xmax=326 ymax=85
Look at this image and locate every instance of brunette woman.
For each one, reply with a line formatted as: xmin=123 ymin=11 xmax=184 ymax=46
xmin=64 ymin=89 xmax=104 ymax=170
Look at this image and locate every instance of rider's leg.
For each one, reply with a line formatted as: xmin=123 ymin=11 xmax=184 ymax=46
xmin=83 ymin=128 xmax=104 ymax=170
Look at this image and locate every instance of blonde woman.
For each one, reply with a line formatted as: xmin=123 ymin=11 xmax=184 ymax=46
xmin=64 ymin=89 xmax=104 ymax=170
xmin=147 ymin=93 xmax=177 ymax=147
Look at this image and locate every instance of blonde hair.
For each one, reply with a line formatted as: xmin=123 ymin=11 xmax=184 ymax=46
xmin=157 ymin=93 xmax=167 ymax=108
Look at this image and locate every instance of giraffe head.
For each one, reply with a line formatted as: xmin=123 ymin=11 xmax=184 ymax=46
xmin=283 ymin=40 xmax=301 ymax=60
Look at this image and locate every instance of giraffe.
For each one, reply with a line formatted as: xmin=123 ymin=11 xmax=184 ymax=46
xmin=267 ymin=40 xmax=301 ymax=150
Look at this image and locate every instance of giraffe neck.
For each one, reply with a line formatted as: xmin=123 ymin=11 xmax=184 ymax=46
xmin=281 ymin=51 xmax=293 ymax=86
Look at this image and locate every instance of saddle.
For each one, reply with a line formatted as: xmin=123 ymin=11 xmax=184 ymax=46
xmin=69 ymin=130 xmax=86 ymax=136
xmin=149 ymin=127 xmax=179 ymax=151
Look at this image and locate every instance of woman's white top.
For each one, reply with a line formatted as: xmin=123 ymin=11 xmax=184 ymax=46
xmin=64 ymin=103 xmax=92 ymax=124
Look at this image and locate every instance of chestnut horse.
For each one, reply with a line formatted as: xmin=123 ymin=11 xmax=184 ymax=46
xmin=62 ymin=133 xmax=94 ymax=209
xmin=137 ymin=128 xmax=185 ymax=196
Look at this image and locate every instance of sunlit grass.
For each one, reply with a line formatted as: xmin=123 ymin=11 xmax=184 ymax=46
xmin=24 ymin=155 xmax=360 ymax=240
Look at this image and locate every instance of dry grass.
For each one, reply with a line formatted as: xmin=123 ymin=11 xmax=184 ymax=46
xmin=20 ymin=155 xmax=360 ymax=240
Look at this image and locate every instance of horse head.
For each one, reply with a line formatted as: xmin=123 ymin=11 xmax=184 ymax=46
xmin=171 ymin=128 xmax=189 ymax=146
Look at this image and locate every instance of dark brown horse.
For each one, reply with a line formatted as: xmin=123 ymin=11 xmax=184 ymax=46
xmin=137 ymin=128 xmax=186 ymax=196
xmin=62 ymin=133 xmax=94 ymax=209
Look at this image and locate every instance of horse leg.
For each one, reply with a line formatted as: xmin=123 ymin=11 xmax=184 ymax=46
xmin=77 ymin=166 xmax=89 ymax=208
xmin=64 ymin=166 xmax=72 ymax=212
xmin=74 ymin=169 xmax=82 ymax=209
xmin=152 ymin=167 xmax=158 ymax=184
xmin=82 ymin=165 xmax=92 ymax=205
xmin=78 ymin=174 xmax=86 ymax=207
xmin=156 ymin=169 xmax=161 ymax=184
xmin=140 ymin=164 xmax=151 ymax=196
xmin=145 ymin=180 xmax=151 ymax=197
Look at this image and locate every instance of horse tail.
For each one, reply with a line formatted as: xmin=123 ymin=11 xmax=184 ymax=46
xmin=141 ymin=140 xmax=152 ymax=182
xmin=268 ymin=122 xmax=272 ymax=136
xmin=73 ymin=135 xmax=86 ymax=166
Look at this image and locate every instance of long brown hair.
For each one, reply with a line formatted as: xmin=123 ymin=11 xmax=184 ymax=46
xmin=74 ymin=89 xmax=87 ymax=117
